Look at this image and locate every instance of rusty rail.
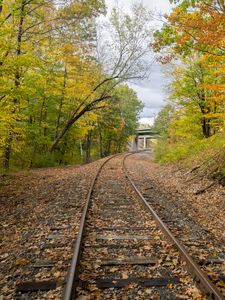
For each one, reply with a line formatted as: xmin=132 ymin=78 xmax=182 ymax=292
xmin=123 ymin=152 xmax=224 ymax=300
xmin=63 ymin=153 xmax=124 ymax=300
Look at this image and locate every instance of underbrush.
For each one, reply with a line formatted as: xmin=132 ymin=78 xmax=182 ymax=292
xmin=154 ymin=133 xmax=225 ymax=184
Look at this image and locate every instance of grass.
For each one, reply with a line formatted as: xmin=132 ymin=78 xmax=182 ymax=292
xmin=154 ymin=132 xmax=225 ymax=183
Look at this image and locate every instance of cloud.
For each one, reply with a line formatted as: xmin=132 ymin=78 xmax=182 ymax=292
xmin=130 ymin=83 xmax=165 ymax=105
xmin=129 ymin=63 xmax=170 ymax=118
xmin=139 ymin=117 xmax=154 ymax=125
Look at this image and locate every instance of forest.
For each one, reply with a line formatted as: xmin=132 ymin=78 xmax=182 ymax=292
xmin=153 ymin=0 xmax=225 ymax=182
xmin=0 ymin=0 xmax=149 ymax=172
xmin=0 ymin=0 xmax=224 ymax=178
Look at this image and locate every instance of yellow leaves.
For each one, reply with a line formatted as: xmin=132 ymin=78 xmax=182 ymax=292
xmin=201 ymin=83 xmax=225 ymax=91
xmin=67 ymin=2 xmax=87 ymax=15
xmin=207 ymin=95 xmax=225 ymax=102
xmin=218 ymin=280 xmax=225 ymax=288
xmin=60 ymin=43 xmax=78 ymax=55
xmin=165 ymin=1 xmax=225 ymax=56
xmin=206 ymin=113 xmax=225 ymax=119
xmin=64 ymin=59 xmax=102 ymax=101
xmin=167 ymin=7 xmax=182 ymax=22
xmin=180 ymin=276 xmax=191 ymax=284
xmin=87 ymin=284 xmax=101 ymax=296
xmin=213 ymin=65 xmax=225 ymax=75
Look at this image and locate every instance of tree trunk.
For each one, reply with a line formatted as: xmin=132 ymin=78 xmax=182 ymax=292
xmin=43 ymin=108 xmax=47 ymax=137
xmin=99 ymin=127 xmax=103 ymax=158
xmin=85 ymin=131 xmax=92 ymax=163
xmin=3 ymin=1 xmax=25 ymax=170
xmin=80 ymin=141 xmax=83 ymax=157
xmin=3 ymin=136 xmax=12 ymax=171
xmin=39 ymin=96 xmax=46 ymax=126
xmin=106 ymin=140 xmax=111 ymax=156
xmin=202 ymin=117 xmax=211 ymax=138
xmin=55 ymin=66 xmax=67 ymax=139
xmin=49 ymin=92 xmax=111 ymax=152
xmin=118 ymin=139 xmax=121 ymax=152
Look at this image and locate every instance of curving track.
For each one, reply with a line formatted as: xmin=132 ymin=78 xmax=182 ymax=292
xmin=63 ymin=152 xmax=224 ymax=300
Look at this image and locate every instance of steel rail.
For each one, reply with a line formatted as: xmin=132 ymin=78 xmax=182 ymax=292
xmin=123 ymin=152 xmax=224 ymax=300
xmin=62 ymin=153 xmax=126 ymax=300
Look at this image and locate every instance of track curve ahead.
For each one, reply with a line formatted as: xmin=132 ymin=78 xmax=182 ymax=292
xmin=63 ymin=152 xmax=224 ymax=300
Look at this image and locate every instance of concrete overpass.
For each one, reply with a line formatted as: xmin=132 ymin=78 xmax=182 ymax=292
xmin=131 ymin=128 xmax=159 ymax=150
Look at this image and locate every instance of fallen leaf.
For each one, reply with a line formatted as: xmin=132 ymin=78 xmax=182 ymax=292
xmin=122 ymin=272 xmax=129 ymax=279
xmin=180 ymin=277 xmax=191 ymax=284
xmin=163 ymin=260 xmax=173 ymax=267
xmin=54 ymin=271 xmax=61 ymax=278
xmin=88 ymin=284 xmax=100 ymax=293
xmin=76 ymin=296 xmax=91 ymax=300
xmin=145 ymin=289 xmax=152 ymax=294
xmin=16 ymin=258 xmax=27 ymax=266
xmin=143 ymin=245 xmax=152 ymax=250
xmin=1 ymin=253 xmax=9 ymax=259
xmin=109 ymin=267 xmax=118 ymax=272
xmin=123 ymin=283 xmax=137 ymax=290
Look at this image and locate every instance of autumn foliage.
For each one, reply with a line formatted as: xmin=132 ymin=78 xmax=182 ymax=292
xmin=0 ymin=1 xmax=150 ymax=172
xmin=153 ymin=0 xmax=225 ymax=179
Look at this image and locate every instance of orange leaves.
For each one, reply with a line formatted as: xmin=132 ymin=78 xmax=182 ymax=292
xmin=15 ymin=258 xmax=27 ymax=266
xmin=166 ymin=2 xmax=225 ymax=132
xmin=201 ymin=84 xmax=225 ymax=91
xmin=207 ymin=95 xmax=225 ymax=102
xmin=165 ymin=1 xmax=225 ymax=56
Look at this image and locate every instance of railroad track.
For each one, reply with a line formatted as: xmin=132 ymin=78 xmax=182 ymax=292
xmin=125 ymin=152 xmax=225 ymax=298
xmin=63 ymin=152 xmax=224 ymax=300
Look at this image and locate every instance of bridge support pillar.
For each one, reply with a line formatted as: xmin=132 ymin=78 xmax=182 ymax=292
xmin=143 ymin=137 xmax=146 ymax=149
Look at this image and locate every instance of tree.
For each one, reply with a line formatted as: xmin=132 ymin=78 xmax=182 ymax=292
xmin=152 ymin=0 xmax=225 ymax=167
xmin=166 ymin=0 xmax=225 ymax=53
xmin=152 ymin=0 xmax=225 ymax=137
xmin=0 ymin=1 xmax=150 ymax=172
xmin=153 ymin=104 xmax=174 ymax=137
xmin=49 ymin=2 xmax=153 ymax=152
xmin=0 ymin=0 xmax=106 ymax=170
xmin=91 ymin=84 xmax=143 ymax=159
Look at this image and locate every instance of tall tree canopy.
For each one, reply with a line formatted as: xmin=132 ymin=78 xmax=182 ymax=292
xmin=0 ymin=1 xmax=151 ymax=172
xmin=152 ymin=0 xmax=225 ymax=167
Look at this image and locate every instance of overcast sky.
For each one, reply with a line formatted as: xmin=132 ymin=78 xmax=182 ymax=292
xmin=105 ymin=0 xmax=173 ymax=125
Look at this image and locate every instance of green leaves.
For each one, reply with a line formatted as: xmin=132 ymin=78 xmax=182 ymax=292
xmin=153 ymin=0 xmax=225 ymax=167
xmin=0 ymin=0 xmax=107 ymax=171
xmin=0 ymin=0 xmax=149 ymax=171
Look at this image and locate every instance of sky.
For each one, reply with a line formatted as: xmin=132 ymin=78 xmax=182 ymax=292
xmin=105 ymin=0 xmax=173 ymax=125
